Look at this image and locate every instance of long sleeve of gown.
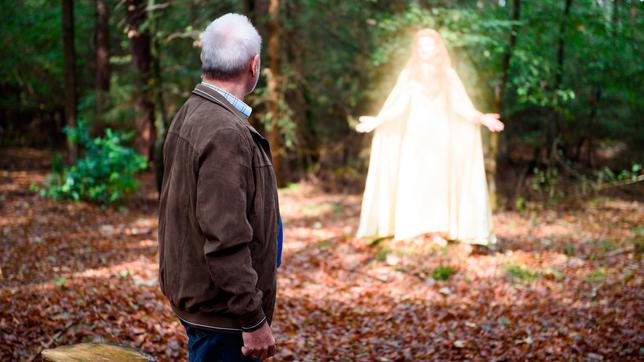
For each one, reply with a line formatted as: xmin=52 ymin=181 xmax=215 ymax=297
xmin=446 ymin=68 xmax=479 ymax=123
xmin=376 ymin=69 xmax=411 ymax=125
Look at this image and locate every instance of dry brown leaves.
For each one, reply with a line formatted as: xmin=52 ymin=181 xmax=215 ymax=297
xmin=1 ymin=149 xmax=642 ymax=361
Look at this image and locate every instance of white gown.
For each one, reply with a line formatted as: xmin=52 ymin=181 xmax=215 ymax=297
xmin=357 ymin=68 xmax=495 ymax=245
xmin=356 ymin=70 xmax=410 ymax=238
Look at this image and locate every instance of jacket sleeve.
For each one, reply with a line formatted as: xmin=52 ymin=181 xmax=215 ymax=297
xmin=195 ymin=127 xmax=266 ymax=331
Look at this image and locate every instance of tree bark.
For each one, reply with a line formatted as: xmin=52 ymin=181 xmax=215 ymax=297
xmin=585 ymin=88 xmax=601 ymax=166
xmin=244 ymin=0 xmax=268 ymax=28
xmin=285 ymin=0 xmax=315 ymax=178
xmin=548 ymin=0 xmax=573 ymax=160
xmin=489 ymin=0 xmax=521 ymax=209
xmin=62 ymin=0 xmax=77 ymax=162
xmin=126 ymin=0 xmax=156 ymax=162
xmin=266 ymin=0 xmax=284 ymax=185
xmin=612 ymin=0 xmax=620 ymax=29
xmin=95 ymin=0 xmax=110 ymax=116
xmin=150 ymin=0 xmax=169 ymax=192
xmin=498 ymin=0 xmax=520 ymax=107
xmin=554 ymin=0 xmax=572 ymax=91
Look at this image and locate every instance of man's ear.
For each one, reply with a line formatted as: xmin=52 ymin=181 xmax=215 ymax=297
xmin=250 ymin=54 xmax=260 ymax=77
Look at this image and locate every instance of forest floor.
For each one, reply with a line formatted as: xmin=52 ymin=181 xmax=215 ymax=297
xmin=1 ymin=148 xmax=642 ymax=361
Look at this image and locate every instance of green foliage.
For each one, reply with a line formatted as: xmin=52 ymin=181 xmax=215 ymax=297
xmin=593 ymin=163 xmax=642 ymax=184
xmin=504 ymin=263 xmax=539 ymax=284
xmin=40 ymin=121 xmax=147 ymax=204
xmin=1 ymin=0 xmax=94 ymax=112
xmin=530 ymin=166 xmax=564 ymax=202
xmin=376 ymin=247 xmax=392 ymax=262
xmin=52 ymin=277 xmax=67 ymax=286
xmin=432 ymin=265 xmax=456 ymax=281
xmin=584 ymin=269 xmax=606 ymax=284
xmin=368 ymin=237 xmax=388 ymax=247
xmin=252 ymin=77 xmax=297 ymax=149
xmin=314 ymin=240 xmax=332 ymax=249
xmin=525 ymin=162 xmax=643 ymax=204
xmin=563 ymin=244 xmax=577 ymax=256
xmin=634 ymin=239 xmax=644 ymax=256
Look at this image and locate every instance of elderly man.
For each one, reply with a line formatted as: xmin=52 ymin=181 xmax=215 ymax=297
xmin=158 ymin=13 xmax=281 ymax=361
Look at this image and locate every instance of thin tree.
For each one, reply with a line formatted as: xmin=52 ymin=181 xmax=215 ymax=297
xmin=580 ymin=0 xmax=619 ymax=166
xmin=125 ymin=0 xmax=156 ymax=162
xmin=612 ymin=0 xmax=620 ymax=29
xmin=489 ymin=0 xmax=521 ymax=208
xmin=149 ymin=0 xmax=169 ymax=192
xmin=266 ymin=0 xmax=284 ymax=185
xmin=62 ymin=0 xmax=77 ymax=162
xmin=285 ymin=0 xmax=314 ymax=178
xmin=95 ymin=0 xmax=110 ymax=116
xmin=243 ymin=0 xmax=265 ymax=25
xmin=548 ymin=0 xmax=573 ymax=160
xmin=629 ymin=0 xmax=637 ymax=24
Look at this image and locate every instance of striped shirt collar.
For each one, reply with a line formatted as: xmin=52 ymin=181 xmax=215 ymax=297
xmin=200 ymin=81 xmax=252 ymax=119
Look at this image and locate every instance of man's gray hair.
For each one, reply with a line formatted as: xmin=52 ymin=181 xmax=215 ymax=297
xmin=201 ymin=13 xmax=261 ymax=80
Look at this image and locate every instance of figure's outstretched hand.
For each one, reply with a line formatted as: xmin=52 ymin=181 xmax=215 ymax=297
xmin=479 ymin=113 xmax=504 ymax=132
xmin=355 ymin=116 xmax=380 ymax=133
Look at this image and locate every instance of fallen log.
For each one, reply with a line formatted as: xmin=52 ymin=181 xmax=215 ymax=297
xmin=41 ymin=343 xmax=155 ymax=362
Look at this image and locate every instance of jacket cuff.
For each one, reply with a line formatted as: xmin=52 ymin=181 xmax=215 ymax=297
xmin=240 ymin=308 xmax=266 ymax=332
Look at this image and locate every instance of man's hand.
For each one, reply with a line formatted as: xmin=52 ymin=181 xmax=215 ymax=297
xmin=241 ymin=322 xmax=276 ymax=360
xmin=355 ymin=116 xmax=380 ymax=133
xmin=479 ymin=113 xmax=504 ymax=132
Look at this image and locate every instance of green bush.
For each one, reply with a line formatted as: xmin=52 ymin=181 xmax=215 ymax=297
xmin=39 ymin=121 xmax=147 ymax=203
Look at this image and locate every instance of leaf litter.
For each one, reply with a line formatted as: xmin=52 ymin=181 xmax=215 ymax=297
xmin=1 ymin=152 xmax=642 ymax=361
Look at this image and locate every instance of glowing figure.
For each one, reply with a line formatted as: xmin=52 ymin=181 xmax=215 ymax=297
xmin=356 ymin=29 xmax=504 ymax=245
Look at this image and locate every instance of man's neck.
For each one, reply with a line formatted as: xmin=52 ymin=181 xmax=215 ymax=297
xmin=202 ymin=77 xmax=246 ymax=100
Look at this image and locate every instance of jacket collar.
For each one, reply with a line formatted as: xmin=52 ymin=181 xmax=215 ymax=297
xmin=191 ymin=83 xmax=266 ymax=141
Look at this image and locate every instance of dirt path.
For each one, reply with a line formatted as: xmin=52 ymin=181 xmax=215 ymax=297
xmin=1 ymin=149 xmax=642 ymax=361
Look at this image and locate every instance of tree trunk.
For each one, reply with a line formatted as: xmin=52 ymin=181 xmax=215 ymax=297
xmin=244 ymin=0 xmax=268 ymax=28
xmin=554 ymin=0 xmax=572 ymax=91
xmin=285 ymin=0 xmax=315 ymax=179
xmin=612 ymin=0 xmax=620 ymax=29
xmin=150 ymin=0 xmax=169 ymax=192
xmin=498 ymin=0 xmax=520 ymax=107
xmin=548 ymin=0 xmax=573 ymax=160
xmin=62 ymin=0 xmax=77 ymax=163
xmin=266 ymin=0 xmax=284 ymax=185
xmin=585 ymin=88 xmax=601 ymax=167
xmin=489 ymin=0 xmax=521 ymax=209
xmin=126 ymin=0 xmax=156 ymax=162
xmin=95 ymin=0 xmax=110 ymax=116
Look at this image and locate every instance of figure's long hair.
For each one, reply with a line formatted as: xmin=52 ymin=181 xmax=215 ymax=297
xmin=406 ymin=29 xmax=452 ymax=86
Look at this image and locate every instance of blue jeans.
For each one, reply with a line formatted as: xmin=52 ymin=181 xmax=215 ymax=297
xmin=181 ymin=321 xmax=260 ymax=362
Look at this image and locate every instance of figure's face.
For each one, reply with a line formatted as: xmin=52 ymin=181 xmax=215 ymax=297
xmin=417 ymin=36 xmax=436 ymax=63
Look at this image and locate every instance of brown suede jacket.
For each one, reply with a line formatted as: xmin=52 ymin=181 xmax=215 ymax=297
xmin=158 ymin=84 xmax=279 ymax=333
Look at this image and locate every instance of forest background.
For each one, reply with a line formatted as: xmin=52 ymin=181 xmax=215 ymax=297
xmin=2 ymin=0 xmax=642 ymax=202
